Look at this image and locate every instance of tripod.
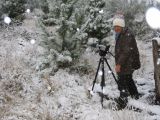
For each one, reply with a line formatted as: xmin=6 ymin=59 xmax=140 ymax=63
xmin=91 ymin=48 xmax=119 ymax=107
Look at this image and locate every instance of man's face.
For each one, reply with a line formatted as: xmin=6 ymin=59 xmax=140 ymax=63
xmin=114 ymin=26 xmax=122 ymax=33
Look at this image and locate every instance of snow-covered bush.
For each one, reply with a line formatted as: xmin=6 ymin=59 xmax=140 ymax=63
xmin=84 ymin=0 xmax=111 ymax=41
xmin=69 ymin=62 xmax=93 ymax=75
xmin=38 ymin=0 xmax=85 ymax=69
xmin=39 ymin=0 xmax=112 ymax=69
xmin=56 ymin=51 xmax=73 ymax=68
xmin=2 ymin=80 xmax=23 ymax=95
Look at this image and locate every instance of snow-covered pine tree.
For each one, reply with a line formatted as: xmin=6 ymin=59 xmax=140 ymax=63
xmin=44 ymin=0 xmax=87 ymax=53
xmin=38 ymin=0 xmax=81 ymax=68
xmin=56 ymin=0 xmax=77 ymax=51
xmin=39 ymin=0 xmax=111 ymax=69
xmin=82 ymin=0 xmax=111 ymax=42
xmin=1 ymin=0 xmax=26 ymax=21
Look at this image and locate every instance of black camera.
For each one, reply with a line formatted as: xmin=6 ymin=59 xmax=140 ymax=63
xmin=97 ymin=44 xmax=110 ymax=56
xmin=87 ymin=38 xmax=110 ymax=56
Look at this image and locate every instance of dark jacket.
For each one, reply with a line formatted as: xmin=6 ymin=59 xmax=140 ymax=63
xmin=115 ymin=28 xmax=140 ymax=75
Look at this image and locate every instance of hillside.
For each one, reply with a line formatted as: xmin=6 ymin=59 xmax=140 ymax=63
xmin=0 ymin=11 xmax=160 ymax=120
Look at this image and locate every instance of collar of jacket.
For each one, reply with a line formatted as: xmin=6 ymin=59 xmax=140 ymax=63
xmin=115 ymin=27 xmax=129 ymax=42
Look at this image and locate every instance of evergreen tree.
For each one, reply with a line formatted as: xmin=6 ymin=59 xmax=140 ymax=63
xmin=82 ymin=0 xmax=111 ymax=42
xmin=45 ymin=0 xmax=84 ymax=57
xmin=39 ymin=0 xmax=112 ymax=69
xmin=57 ymin=0 xmax=76 ymax=51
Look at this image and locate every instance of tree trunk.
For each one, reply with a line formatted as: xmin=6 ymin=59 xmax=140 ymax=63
xmin=152 ymin=40 xmax=160 ymax=104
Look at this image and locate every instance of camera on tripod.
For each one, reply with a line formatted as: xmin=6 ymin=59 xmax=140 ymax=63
xmin=97 ymin=44 xmax=110 ymax=57
xmin=87 ymin=38 xmax=110 ymax=57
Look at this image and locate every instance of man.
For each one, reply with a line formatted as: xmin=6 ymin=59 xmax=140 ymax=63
xmin=113 ymin=17 xmax=141 ymax=109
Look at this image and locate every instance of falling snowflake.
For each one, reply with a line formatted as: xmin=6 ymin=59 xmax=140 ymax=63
xmin=157 ymin=58 xmax=160 ymax=65
xmin=77 ymin=28 xmax=80 ymax=31
xmin=26 ymin=9 xmax=31 ymax=13
xmin=47 ymin=86 xmax=51 ymax=90
xmin=30 ymin=39 xmax=36 ymax=44
xmin=102 ymin=89 xmax=105 ymax=94
xmin=98 ymin=70 xmax=103 ymax=76
xmin=4 ymin=16 xmax=11 ymax=25
xmin=108 ymin=70 xmax=112 ymax=74
xmin=90 ymin=90 xmax=95 ymax=96
xmin=99 ymin=9 xmax=104 ymax=14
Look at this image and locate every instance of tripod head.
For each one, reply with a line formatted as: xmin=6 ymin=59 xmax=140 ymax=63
xmin=97 ymin=44 xmax=110 ymax=57
xmin=87 ymin=38 xmax=114 ymax=58
xmin=87 ymin=41 xmax=110 ymax=56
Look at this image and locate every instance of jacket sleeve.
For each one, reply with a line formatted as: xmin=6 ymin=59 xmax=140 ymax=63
xmin=117 ymin=33 xmax=134 ymax=65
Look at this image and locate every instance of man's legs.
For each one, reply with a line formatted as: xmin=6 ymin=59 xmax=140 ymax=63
xmin=125 ymin=74 xmax=139 ymax=99
xmin=116 ymin=74 xmax=129 ymax=109
xmin=116 ymin=74 xmax=139 ymax=110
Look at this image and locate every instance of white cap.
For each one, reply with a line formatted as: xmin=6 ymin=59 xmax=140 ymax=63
xmin=113 ymin=18 xmax=125 ymax=27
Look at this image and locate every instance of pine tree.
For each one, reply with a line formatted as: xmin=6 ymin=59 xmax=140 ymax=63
xmin=82 ymin=0 xmax=111 ymax=42
xmin=39 ymin=0 xmax=112 ymax=69
xmin=46 ymin=0 xmax=83 ymax=56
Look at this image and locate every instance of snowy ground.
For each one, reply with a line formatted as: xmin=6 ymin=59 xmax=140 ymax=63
xmin=0 ymin=14 xmax=160 ymax=120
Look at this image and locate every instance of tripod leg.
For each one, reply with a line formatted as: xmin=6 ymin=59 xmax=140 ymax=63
xmin=101 ymin=59 xmax=105 ymax=88
xmin=91 ymin=58 xmax=102 ymax=91
xmin=101 ymin=59 xmax=105 ymax=108
xmin=104 ymin=58 xmax=118 ymax=85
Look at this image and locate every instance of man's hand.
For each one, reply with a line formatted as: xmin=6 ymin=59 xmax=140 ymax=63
xmin=115 ymin=64 xmax=121 ymax=73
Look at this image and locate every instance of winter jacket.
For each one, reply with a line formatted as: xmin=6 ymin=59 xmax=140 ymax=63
xmin=115 ymin=28 xmax=140 ymax=75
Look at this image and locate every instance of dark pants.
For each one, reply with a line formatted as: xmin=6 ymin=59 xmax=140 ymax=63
xmin=118 ymin=74 xmax=139 ymax=98
xmin=116 ymin=74 xmax=139 ymax=109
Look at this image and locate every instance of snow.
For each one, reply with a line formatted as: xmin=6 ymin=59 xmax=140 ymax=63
xmin=108 ymin=70 xmax=112 ymax=74
xmin=77 ymin=28 xmax=80 ymax=31
xmin=99 ymin=9 xmax=104 ymax=14
xmin=4 ymin=16 xmax=11 ymax=25
xmin=153 ymin=37 xmax=160 ymax=45
xmin=98 ymin=70 xmax=103 ymax=76
xmin=134 ymin=13 xmax=144 ymax=23
xmin=128 ymin=99 xmax=160 ymax=116
xmin=30 ymin=39 xmax=36 ymax=44
xmin=26 ymin=9 xmax=31 ymax=13
xmin=157 ymin=58 xmax=160 ymax=65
